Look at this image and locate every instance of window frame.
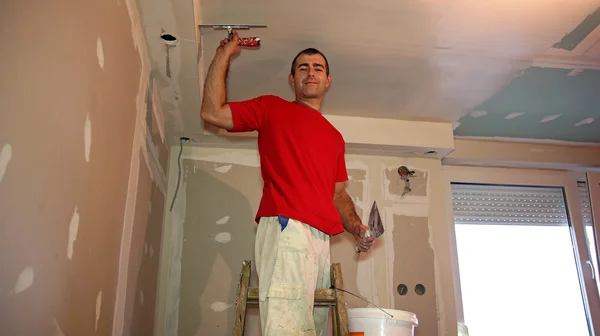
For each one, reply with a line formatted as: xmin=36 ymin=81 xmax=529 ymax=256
xmin=443 ymin=165 xmax=600 ymax=335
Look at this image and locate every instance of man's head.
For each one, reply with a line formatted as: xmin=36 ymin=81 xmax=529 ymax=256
xmin=289 ymin=48 xmax=331 ymax=101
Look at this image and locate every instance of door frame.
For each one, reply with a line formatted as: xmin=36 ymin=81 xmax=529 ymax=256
xmin=443 ymin=165 xmax=600 ymax=335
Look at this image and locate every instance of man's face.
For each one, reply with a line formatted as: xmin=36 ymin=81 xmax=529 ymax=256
xmin=289 ymin=53 xmax=331 ymax=99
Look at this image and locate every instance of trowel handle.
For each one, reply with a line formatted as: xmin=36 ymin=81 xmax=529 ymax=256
xmin=355 ymin=229 xmax=372 ymax=254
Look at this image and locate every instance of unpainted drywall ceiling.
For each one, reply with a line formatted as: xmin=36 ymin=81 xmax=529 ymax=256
xmin=160 ymin=147 xmax=453 ymax=335
xmin=135 ymin=0 xmax=600 ymax=145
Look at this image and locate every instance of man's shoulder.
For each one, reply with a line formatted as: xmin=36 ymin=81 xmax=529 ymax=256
xmin=255 ymin=94 xmax=290 ymax=105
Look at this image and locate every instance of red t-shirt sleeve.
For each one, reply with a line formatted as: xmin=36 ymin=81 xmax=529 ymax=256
xmin=228 ymin=95 xmax=269 ymax=132
xmin=336 ymin=142 xmax=349 ymax=183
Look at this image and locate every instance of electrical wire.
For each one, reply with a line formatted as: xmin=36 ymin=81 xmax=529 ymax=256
xmin=330 ymin=285 xmax=394 ymax=318
xmin=169 ymin=141 xmax=184 ymax=212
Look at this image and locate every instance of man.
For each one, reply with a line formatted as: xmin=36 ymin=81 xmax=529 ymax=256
xmin=200 ymin=32 xmax=374 ymax=335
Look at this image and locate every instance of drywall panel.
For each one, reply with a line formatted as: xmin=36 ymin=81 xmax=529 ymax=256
xmin=158 ymin=146 xmax=459 ymax=336
xmin=446 ymin=138 xmax=600 ymax=171
xmin=176 ymin=159 xmax=263 ymax=336
xmin=0 ymin=0 xmax=167 ymax=335
xmin=393 ymin=215 xmax=438 ymax=336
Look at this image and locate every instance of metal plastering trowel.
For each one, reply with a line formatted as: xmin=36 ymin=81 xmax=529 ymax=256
xmin=356 ymin=201 xmax=384 ymax=253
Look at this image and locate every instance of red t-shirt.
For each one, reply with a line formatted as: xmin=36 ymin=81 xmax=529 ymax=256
xmin=228 ymin=95 xmax=348 ymax=235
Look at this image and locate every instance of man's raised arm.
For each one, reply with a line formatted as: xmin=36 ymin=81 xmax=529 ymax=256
xmin=200 ymin=32 xmax=241 ymax=130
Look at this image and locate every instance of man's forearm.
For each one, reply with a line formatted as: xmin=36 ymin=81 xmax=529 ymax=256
xmin=334 ymin=191 xmax=361 ymax=234
xmin=201 ymin=54 xmax=230 ymax=117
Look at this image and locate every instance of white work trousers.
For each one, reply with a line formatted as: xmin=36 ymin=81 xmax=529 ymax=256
xmin=255 ymin=216 xmax=331 ymax=335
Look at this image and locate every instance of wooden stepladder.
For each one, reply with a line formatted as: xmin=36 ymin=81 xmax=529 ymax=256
xmin=232 ymin=260 xmax=350 ymax=336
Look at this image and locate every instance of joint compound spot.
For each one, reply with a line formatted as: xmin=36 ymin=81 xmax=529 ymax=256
xmin=216 ymin=216 xmax=230 ymax=225
xmin=97 ymin=37 xmax=104 ymax=69
xmin=214 ymin=164 xmax=232 ymax=173
xmin=144 ymin=242 xmax=148 ymax=255
xmin=540 ymin=114 xmax=561 ymax=123
xmin=95 ymin=291 xmax=102 ymax=331
xmin=10 ymin=266 xmax=34 ymax=295
xmin=140 ymin=290 xmax=144 ymax=305
xmin=0 ymin=144 xmax=12 ymax=184
xmin=576 ymin=118 xmax=595 ymax=127
xmin=84 ymin=113 xmax=91 ymax=162
xmin=452 ymin=121 xmax=461 ymax=130
xmin=214 ymin=232 xmax=231 ymax=243
xmin=53 ymin=318 xmax=65 ymax=336
xmin=149 ymin=245 xmax=154 ymax=257
xmin=470 ymin=110 xmax=487 ymax=118
xmin=211 ymin=301 xmax=233 ymax=312
xmin=67 ymin=206 xmax=80 ymax=260
xmin=505 ymin=112 xmax=524 ymax=120
xmin=568 ymin=68 xmax=584 ymax=76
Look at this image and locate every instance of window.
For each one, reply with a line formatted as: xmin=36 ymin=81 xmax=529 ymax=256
xmin=452 ymin=183 xmax=591 ymax=336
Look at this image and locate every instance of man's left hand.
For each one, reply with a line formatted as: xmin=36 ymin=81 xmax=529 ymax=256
xmin=353 ymin=222 xmax=375 ymax=252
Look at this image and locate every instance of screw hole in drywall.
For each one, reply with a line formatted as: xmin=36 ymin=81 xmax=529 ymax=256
xmin=415 ymin=284 xmax=426 ymax=296
xmin=397 ymin=284 xmax=408 ymax=296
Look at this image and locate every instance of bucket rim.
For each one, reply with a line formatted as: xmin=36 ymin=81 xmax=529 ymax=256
xmin=347 ymin=308 xmax=419 ymax=326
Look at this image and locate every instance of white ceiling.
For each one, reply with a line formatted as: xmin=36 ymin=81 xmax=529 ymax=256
xmin=138 ymin=0 xmax=600 ymax=143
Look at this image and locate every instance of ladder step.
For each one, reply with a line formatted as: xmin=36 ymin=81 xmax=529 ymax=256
xmin=245 ymin=288 xmax=338 ymax=306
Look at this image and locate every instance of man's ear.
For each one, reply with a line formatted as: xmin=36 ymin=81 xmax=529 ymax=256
xmin=325 ymin=74 xmax=332 ymax=88
xmin=288 ymin=73 xmax=295 ymax=89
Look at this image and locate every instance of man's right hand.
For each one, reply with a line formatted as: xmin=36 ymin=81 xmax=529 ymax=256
xmin=216 ymin=31 xmax=241 ymax=59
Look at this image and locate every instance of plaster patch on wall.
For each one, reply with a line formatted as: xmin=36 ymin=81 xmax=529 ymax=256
xmin=190 ymin=151 xmax=260 ymax=168
xmin=67 ymin=206 xmax=80 ymax=260
xmin=144 ymin=242 xmax=148 ymax=255
xmin=9 ymin=266 xmax=34 ymax=295
xmin=142 ymin=125 xmax=167 ymax=195
xmin=96 ymin=37 xmax=104 ymax=69
xmin=382 ymin=164 xmax=429 ymax=203
xmin=568 ymin=68 xmax=584 ymax=76
xmin=210 ymin=301 xmax=233 ymax=312
xmin=213 ymin=232 xmax=232 ymax=243
xmin=346 ymin=160 xmax=370 ymax=215
xmin=149 ymin=245 xmax=155 ymax=257
xmin=214 ymin=164 xmax=232 ymax=173
xmin=576 ymin=117 xmax=595 ymax=126
xmin=0 ymin=143 xmax=12 ymax=184
xmin=470 ymin=110 xmax=487 ymax=118
xmin=356 ymin=253 xmax=374 ymax=303
xmin=84 ymin=113 xmax=92 ymax=162
xmin=140 ymin=290 xmax=145 ymax=305
xmin=53 ymin=318 xmax=65 ymax=336
xmin=505 ymin=112 xmax=524 ymax=120
xmin=452 ymin=121 xmax=461 ymax=130
xmin=216 ymin=216 xmax=229 ymax=225
xmin=540 ymin=114 xmax=561 ymax=123
xmin=95 ymin=291 xmax=102 ymax=331
xmin=165 ymin=179 xmax=187 ymax=336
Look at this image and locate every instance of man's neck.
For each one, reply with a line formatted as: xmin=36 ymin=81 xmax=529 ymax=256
xmin=295 ymin=97 xmax=322 ymax=112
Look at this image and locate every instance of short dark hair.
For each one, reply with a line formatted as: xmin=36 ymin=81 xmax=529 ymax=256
xmin=290 ymin=48 xmax=330 ymax=76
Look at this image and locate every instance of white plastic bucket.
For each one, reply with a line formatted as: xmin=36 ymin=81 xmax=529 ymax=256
xmin=347 ymin=308 xmax=418 ymax=336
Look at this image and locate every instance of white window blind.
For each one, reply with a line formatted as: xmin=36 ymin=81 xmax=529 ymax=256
xmin=578 ymin=181 xmax=593 ymax=227
xmin=451 ymin=183 xmax=568 ymax=226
